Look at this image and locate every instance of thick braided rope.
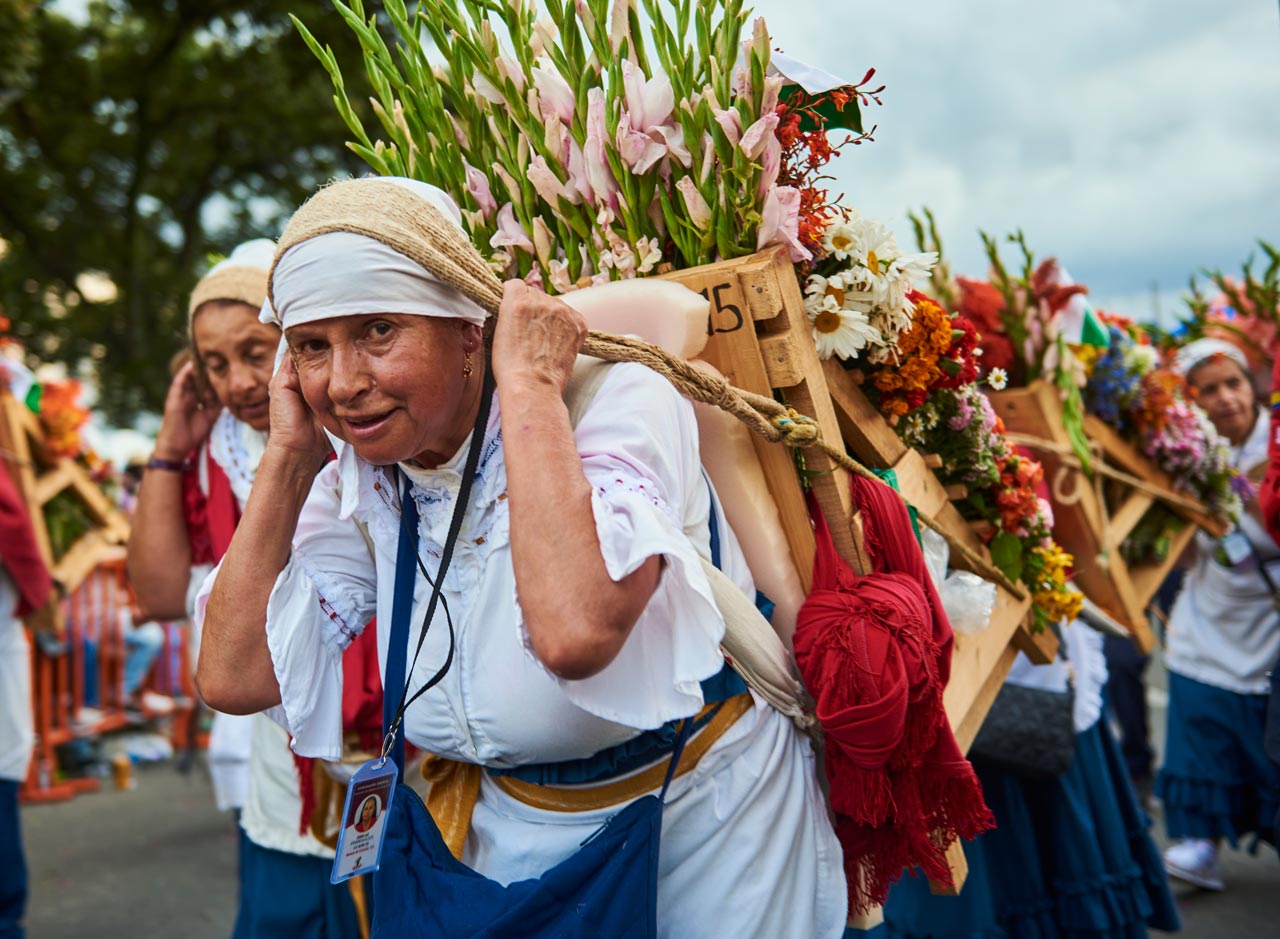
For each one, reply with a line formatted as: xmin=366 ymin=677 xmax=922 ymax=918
xmin=270 ymin=179 xmax=1025 ymax=601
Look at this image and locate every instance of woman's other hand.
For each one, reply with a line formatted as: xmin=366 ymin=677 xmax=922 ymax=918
xmin=153 ymin=361 xmax=220 ymax=460
xmin=268 ymin=354 xmax=331 ymax=466
xmin=492 ymin=279 xmax=587 ymax=393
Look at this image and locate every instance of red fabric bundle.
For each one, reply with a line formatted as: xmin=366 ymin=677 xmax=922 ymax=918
xmin=793 ymin=475 xmax=994 ymax=914
xmin=1261 ymin=354 xmax=1280 ymax=545
xmin=0 ymin=461 xmax=54 ymax=617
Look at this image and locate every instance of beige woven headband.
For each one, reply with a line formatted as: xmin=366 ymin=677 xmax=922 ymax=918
xmin=188 ymin=266 xmax=270 ymax=328
xmin=268 ymin=179 xmax=504 ymax=325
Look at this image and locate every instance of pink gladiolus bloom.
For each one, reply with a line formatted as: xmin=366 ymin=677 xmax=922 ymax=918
xmin=548 ymin=258 xmax=574 ymax=294
xmin=761 ymin=75 xmax=784 ymax=116
xmin=584 ymin=88 xmax=618 ymax=209
xmin=616 ymin=114 xmax=667 ymax=174
xmin=497 ymin=55 xmax=526 ymax=94
xmin=621 ymin=60 xmax=674 ymax=132
xmin=490 ymin=203 xmax=534 ymax=252
xmin=739 ymin=113 xmax=780 ymax=160
xmin=472 ymin=73 xmax=505 ymax=105
xmin=756 ymin=132 xmax=781 ymax=201
xmin=675 ymin=177 xmax=712 ymax=230
xmin=713 ymin=107 xmax=742 ymax=147
xmin=566 ymin=138 xmax=593 ymax=205
xmin=656 ymin=124 xmax=691 ymax=169
xmin=532 ymin=61 xmax=576 ymax=125
xmin=465 ymin=162 xmax=497 ymax=217
xmin=528 ymin=155 xmax=568 ymax=207
xmin=756 ymin=185 xmax=811 ymax=262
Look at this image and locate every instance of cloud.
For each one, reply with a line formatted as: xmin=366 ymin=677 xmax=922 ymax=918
xmin=752 ymin=0 xmax=1280 ymax=319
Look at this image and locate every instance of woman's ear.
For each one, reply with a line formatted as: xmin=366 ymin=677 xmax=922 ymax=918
xmin=460 ymin=321 xmax=484 ymax=355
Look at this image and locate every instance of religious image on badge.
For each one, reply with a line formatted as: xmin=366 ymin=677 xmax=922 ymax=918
xmin=331 ymin=762 xmax=397 ymax=883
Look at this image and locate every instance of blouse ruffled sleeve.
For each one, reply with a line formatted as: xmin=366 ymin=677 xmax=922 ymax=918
xmin=194 ymin=462 xmax=377 ymax=760
xmin=514 ymin=363 xmax=729 ymax=730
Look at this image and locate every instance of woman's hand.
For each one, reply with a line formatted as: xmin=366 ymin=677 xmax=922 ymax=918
xmin=153 ymin=361 xmax=220 ymax=460
xmin=267 ymin=353 xmax=331 ymax=466
xmin=491 ymin=279 xmax=587 ymax=394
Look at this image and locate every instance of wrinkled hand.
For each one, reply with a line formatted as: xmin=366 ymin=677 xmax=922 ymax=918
xmin=491 ymin=280 xmax=587 ymax=394
xmin=153 ymin=361 xmax=220 ymax=460
xmin=265 ymin=354 xmax=331 ymax=465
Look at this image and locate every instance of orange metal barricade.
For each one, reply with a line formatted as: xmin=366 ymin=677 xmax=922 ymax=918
xmin=19 ymin=558 xmax=196 ymax=803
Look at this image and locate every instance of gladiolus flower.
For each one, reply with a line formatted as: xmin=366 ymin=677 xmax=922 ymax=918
xmin=757 ymin=185 xmax=811 ymax=262
xmin=713 ymin=107 xmax=742 ymax=147
xmin=584 ymin=88 xmax=618 ymax=209
xmin=489 ymin=203 xmax=534 ymax=252
xmin=528 ymin=155 xmax=568 ymax=207
xmin=532 ymin=60 xmax=576 ymax=125
xmin=676 ymin=177 xmax=712 ymax=230
xmin=465 ymin=162 xmax=497 ymax=217
xmin=621 ymin=60 xmax=674 ymax=132
xmin=616 ymin=113 xmax=667 ymax=173
xmin=739 ymin=113 xmax=780 ymax=160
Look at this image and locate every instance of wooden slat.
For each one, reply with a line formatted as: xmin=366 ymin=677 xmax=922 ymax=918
xmin=950 ymin=644 xmax=1019 ymax=754
xmin=0 ymin=392 xmax=53 ymax=564
xmin=1107 ymin=492 xmax=1157 ymax=550
xmin=946 ymin=588 xmax=1034 ymax=749
xmin=822 ymin=359 xmax=910 ymax=467
xmin=34 ymin=462 xmax=76 ymax=506
xmin=1083 ymin=416 xmax=1228 ymax=538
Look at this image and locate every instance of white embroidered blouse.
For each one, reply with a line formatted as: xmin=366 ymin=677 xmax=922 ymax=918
xmin=213 ymin=363 xmax=752 ymax=764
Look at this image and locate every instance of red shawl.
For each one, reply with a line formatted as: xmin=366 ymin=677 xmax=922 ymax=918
xmin=793 ymin=475 xmax=994 ymax=914
xmin=0 ymin=461 xmax=54 ymax=617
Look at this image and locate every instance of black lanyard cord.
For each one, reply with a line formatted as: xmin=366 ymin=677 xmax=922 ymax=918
xmin=385 ymin=366 xmax=496 ymax=744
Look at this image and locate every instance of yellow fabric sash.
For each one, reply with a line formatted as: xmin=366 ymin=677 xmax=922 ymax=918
xmin=419 ymin=693 xmax=753 ymax=860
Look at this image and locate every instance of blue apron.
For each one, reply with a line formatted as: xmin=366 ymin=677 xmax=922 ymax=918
xmin=371 ymin=379 xmax=689 ymax=938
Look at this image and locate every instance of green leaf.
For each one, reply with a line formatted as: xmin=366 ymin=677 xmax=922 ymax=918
xmin=989 ymin=531 xmax=1025 ymax=583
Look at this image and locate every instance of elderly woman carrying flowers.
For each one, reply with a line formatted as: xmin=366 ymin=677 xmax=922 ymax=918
xmin=194 ymin=177 xmax=844 ymax=938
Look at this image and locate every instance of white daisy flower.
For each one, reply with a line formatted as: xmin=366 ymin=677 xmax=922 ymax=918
xmin=822 ymin=222 xmax=862 ymax=261
xmin=809 ymin=304 xmax=882 ymax=361
xmin=887 ymin=251 xmax=939 ymax=286
xmin=987 ymin=367 xmax=1009 ymax=391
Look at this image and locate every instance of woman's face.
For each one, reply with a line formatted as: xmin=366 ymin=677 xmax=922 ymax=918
xmin=360 ymin=799 xmax=376 ymax=824
xmin=191 ymin=301 xmax=281 ymax=432
xmin=1189 ymin=356 xmax=1257 ymax=446
xmin=286 ymin=313 xmax=483 ymax=467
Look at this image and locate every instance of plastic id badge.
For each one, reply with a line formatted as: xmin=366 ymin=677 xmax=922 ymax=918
xmin=1218 ymin=530 xmax=1253 ymax=567
xmin=331 ymin=759 xmax=398 ymax=884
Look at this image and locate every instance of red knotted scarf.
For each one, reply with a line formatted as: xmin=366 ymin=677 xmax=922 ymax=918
xmin=794 ymin=475 xmax=993 ymax=913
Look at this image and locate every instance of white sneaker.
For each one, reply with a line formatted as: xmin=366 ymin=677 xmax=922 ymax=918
xmin=1163 ymin=838 xmax=1224 ymax=891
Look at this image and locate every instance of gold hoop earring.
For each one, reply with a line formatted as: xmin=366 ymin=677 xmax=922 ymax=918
xmin=462 ymin=351 xmax=474 ymax=380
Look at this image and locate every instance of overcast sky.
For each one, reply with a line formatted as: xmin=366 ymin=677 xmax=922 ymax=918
xmin=752 ymin=0 xmax=1280 ymax=326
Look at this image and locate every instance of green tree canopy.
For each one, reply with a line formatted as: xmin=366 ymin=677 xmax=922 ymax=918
xmin=0 ymin=0 xmax=374 ymax=420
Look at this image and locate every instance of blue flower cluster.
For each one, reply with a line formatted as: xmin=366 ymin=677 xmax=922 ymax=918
xmin=1084 ymin=328 xmax=1142 ymax=429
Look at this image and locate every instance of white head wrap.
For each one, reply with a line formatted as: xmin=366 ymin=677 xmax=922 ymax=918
xmin=265 ymin=178 xmax=489 ymax=330
xmin=1174 ymin=337 xmax=1249 ymax=378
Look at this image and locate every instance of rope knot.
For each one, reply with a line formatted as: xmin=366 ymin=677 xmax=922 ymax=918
xmin=771 ymin=411 xmax=821 ymax=446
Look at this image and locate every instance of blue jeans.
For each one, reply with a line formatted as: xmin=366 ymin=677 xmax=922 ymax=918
xmin=0 ymin=779 xmax=26 ymax=939
xmin=122 ymin=621 xmax=165 ymax=696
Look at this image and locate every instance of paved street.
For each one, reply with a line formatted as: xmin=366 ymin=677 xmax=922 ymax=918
xmin=19 ymin=681 xmax=1278 ymax=937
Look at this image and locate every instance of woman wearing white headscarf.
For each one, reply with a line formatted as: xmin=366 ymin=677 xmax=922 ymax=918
xmin=1157 ymin=338 xmax=1280 ymax=889
xmin=195 ymin=177 xmax=845 ymax=938
xmin=128 ymin=242 xmax=360 ymax=938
